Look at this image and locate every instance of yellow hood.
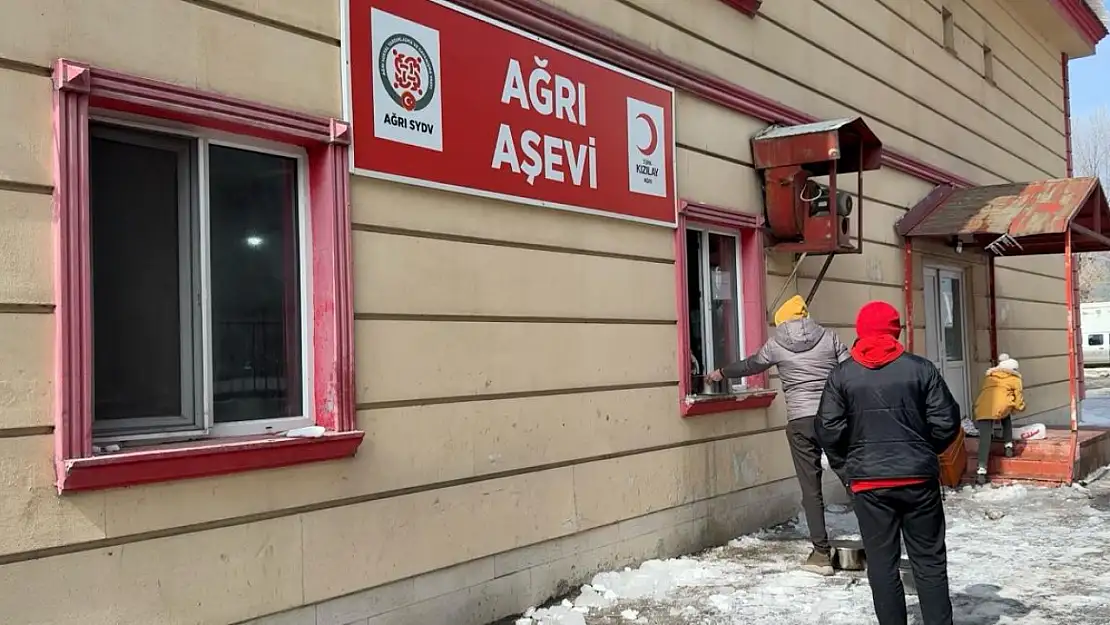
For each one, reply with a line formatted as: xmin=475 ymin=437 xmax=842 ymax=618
xmin=774 ymin=295 xmax=809 ymax=326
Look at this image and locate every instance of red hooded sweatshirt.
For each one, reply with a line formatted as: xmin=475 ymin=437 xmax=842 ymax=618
xmin=848 ymin=301 xmax=927 ymax=494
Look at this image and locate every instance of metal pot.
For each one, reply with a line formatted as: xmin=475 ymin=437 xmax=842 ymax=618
xmin=695 ymin=375 xmax=728 ymax=396
xmin=830 ymin=539 xmax=866 ymax=571
xmin=900 ymin=556 xmax=917 ymax=595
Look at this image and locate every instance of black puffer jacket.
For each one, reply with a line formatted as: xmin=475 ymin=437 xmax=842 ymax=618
xmin=815 ymin=353 xmax=961 ymax=482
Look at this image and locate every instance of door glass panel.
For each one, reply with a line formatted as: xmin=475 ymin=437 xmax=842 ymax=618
xmin=940 ymin=276 xmax=964 ymax=361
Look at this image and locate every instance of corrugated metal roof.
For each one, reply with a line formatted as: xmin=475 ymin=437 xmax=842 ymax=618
xmin=752 ymin=118 xmax=861 ymax=141
xmin=903 ymin=178 xmax=1102 ymax=238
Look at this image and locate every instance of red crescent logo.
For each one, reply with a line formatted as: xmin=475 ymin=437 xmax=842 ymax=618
xmin=635 ymin=112 xmax=659 ymax=156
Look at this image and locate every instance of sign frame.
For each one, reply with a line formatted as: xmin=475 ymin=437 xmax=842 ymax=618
xmin=340 ymin=0 xmax=679 ymax=228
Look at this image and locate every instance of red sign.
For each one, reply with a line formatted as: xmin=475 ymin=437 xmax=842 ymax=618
xmin=345 ymin=0 xmax=677 ymax=226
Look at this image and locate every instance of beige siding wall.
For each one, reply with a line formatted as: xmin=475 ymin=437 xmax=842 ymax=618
xmin=0 ymin=0 xmax=1076 ymax=623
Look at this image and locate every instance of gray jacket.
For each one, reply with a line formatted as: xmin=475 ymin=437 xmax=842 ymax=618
xmin=721 ymin=318 xmax=849 ymax=421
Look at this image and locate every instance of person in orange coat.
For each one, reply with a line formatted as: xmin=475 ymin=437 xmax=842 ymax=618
xmin=971 ymin=353 xmax=1026 ymax=485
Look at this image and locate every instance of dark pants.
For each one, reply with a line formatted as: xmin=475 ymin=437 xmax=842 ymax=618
xmin=975 ymin=416 xmax=1013 ymax=470
xmin=855 ymin=481 xmax=953 ymax=625
xmin=786 ymin=416 xmax=829 ymax=552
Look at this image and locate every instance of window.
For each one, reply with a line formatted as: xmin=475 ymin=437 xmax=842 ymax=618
xmin=89 ymin=124 xmax=310 ymax=442
xmin=52 ymin=59 xmax=361 ymax=492
xmin=686 ymin=228 xmax=743 ymax=392
xmin=676 ymin=203 xmax=776 ymax=417
xmin=942 ymin=8 xmax=956 ymax=53
xmin=982 ymin=45 xmax=995 ymax=84
xmin=1089 ymin=334 xmax=1104 ymax=346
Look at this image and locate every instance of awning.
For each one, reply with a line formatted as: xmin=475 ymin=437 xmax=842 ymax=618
xmin=896 ymin=177 xmax=1110 ymax=256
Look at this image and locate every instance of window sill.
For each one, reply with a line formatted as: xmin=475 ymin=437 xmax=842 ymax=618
xmin=58 ymin=430 xmax=365 ymax=493
xmin=681 ymin=389 xmax=777 ymax=417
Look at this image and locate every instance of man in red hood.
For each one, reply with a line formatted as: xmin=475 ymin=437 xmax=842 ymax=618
xmin=816 ymin=301 xmax=961 ymax=625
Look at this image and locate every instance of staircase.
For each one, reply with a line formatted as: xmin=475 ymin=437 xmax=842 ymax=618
xmin=962 ymin=426 xmax=1110 ymax=485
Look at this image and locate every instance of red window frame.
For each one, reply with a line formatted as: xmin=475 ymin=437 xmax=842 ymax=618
xmin=718 ymin=0 xmax=762 ymax=17
xmin=676 ymin=201 xmax=776 ymax=417
xmin=51 ymin=59 xmax=363 ymax=492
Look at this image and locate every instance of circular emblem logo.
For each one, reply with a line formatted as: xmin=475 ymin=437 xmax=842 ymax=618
xmin=378 ymin=33 xmax=436 ymax=112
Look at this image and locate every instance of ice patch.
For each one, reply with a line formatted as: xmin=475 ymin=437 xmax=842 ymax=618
xmin=970 ymin=484 xmax=1031 ymax=502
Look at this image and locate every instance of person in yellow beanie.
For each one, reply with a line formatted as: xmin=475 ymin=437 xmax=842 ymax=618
xmin=774 ymin=294 xmax=810 ymax=326
xmin=708 ymin=294 xmax=848 ymax=575
xmin=971 ymin=353 xmax=1025 ymax=485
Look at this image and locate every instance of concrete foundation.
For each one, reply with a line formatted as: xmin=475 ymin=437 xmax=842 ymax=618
xmin=237 ymin=478 xmax=804 ymax=625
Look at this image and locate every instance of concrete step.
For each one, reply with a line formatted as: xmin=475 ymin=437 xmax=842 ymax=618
xmin=963 ymin=436 xmax=1073 ymax=483
xmin=961 ymin=428 xmax=1110 ymax=484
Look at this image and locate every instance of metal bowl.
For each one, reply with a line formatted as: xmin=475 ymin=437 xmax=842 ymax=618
xmin=829 ymin=539 xmax=866 ymax=571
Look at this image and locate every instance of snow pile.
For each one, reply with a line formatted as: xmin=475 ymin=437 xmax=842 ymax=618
xmin=515 ymin=476 xmax=1110 ymax=624
xmin=1084 ymin=0 xmax=1109 ymax=26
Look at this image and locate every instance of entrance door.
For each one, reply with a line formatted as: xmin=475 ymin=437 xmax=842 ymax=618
xmin=923 ymin=267 xmax=971 ymax=417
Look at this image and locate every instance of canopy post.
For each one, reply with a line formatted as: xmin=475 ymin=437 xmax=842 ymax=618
xmin=903 ymin=238 xmax=914 ymax=353
xmin=988 ymin=255 xmax=998 ymax=362
xmin=1066 ymin=227 xmax=1079 ymax=484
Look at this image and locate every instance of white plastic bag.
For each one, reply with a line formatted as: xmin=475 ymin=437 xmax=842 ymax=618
xmin=1014 ymin=423 xmax=1047 ymax=441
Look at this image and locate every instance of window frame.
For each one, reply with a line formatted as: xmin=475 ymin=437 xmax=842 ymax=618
xmin=685 ymin=225 xmax=745 ymax=379
xmin=201 ymin=134 xmax=315 ymax=440
xmin=717 ymin=0 xmax=762 ymax=18
xmin=88 ymin=120 xmax=319 ymax=443
xmin=88 ymin=123 xmax=206 ymax=439
xmin=675 ymin=201 xmax=776 ymax=418
xmin=52 ymin=59 xmax=362 ymax=492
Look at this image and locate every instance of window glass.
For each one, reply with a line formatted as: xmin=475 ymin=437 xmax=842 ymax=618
xmin=1090 ymin=334 xmax=1104 ymax=346
xmin=708 ymin=233 xmax=741 ymax=371
xmin=686 ymin=230 xmax=705 ymax=389
xmin=90 ymin=131 xmax=191 ymax=423
xmin=208 ymin=146 xmax=304 ymax=423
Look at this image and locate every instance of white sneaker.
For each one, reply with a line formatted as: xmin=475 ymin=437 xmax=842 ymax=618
xmin=961 ymin=418 xmax=980 ymax=437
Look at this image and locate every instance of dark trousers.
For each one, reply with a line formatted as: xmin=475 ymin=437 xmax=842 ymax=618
xmin=855 ymin=481 xmax=953 ymax=625
xmin=975 ymin=416 xmax=1013 ymax=470
xmin=786 ymin=416 xmax=829 ymax=552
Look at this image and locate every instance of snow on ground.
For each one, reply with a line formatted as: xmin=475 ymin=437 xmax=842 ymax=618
xmin=516 ymin=477 xmax=1110 ymax=624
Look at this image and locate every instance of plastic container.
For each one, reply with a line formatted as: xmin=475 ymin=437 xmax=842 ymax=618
xmin=1014 ymin=423 xmax=1047 ymax=441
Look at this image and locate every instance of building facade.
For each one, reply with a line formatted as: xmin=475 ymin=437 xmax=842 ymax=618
xmin=0 ymin=0 xmax=1104 ymax=623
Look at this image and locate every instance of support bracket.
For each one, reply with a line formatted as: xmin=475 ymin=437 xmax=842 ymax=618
xmin=767 ymin=252 xmax=838 ymax=315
